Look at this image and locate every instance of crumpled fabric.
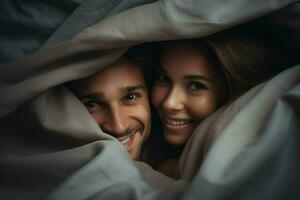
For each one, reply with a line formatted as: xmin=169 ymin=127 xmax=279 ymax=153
xmin=0 ymin=0 xmax=299 ymax=199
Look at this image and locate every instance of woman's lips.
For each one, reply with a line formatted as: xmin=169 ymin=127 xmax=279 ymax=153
xmin=163 ymin=115 xmax=195 ymax=130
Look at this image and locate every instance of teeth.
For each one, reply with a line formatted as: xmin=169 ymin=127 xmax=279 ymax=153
xmin=120 ymin=136 xmax=130 ymax=145
xmin=164 ymin=117 xmax=193 ymax=126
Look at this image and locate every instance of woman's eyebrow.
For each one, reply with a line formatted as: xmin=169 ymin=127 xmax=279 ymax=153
xmin=184 ymin=75 xmax=214 ymax=83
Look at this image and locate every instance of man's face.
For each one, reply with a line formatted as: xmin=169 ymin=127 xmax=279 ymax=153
xmin=75 ymin=60 xmax=151 ymax=160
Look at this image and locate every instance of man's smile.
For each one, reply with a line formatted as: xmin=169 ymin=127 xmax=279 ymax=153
xmin=117 ymin=132 xmax=136 ymax=148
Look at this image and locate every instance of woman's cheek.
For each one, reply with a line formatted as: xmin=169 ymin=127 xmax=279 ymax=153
xmin=188 ymin=94 xmax=219 ymax=119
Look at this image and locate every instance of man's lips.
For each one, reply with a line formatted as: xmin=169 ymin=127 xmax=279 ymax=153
xmin=117 ymin=132 xmax=136 ymax=148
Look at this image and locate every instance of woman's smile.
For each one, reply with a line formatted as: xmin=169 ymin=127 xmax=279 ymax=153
xmin=162 ymin=115 xmax=197 ymax=130
xmin=163 ymin=115 xmax=195 ymax=126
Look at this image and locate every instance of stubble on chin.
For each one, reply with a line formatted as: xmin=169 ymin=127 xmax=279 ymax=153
xmin=129 ymin=143 xmax=142 ymax=160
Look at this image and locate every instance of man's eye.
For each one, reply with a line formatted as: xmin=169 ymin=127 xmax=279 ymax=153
xmin=123 ymin=92 xmax=142 ymax=103
xmin=82 ymin=99 xmax=104 ymax=113
xmin=124 ymin=93 xmax=137 ymax=101
xmin=188 ymin=82 xmax=207 ymax=91
xmin=126 ymin=94 xmax=136 ymax=100
xmin=84 ymin=100 xmax=98 ymax=108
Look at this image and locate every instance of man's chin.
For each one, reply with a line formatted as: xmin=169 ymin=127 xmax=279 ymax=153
xmin=128 ymin=148 xmax=141 ymax=160
xmin=130 ymin=154 xmax=139 ymax=161
xmin=127 ymin=132 xmax=144 ymax=160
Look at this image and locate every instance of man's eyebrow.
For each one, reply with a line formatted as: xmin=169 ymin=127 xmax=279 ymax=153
xmin=123 ymin=85 xmax=147 ymax=94
xmin=184 ymin=75 xmax=214 ymax=83
xmin=78 ymin=92 xmax=104 ymax=100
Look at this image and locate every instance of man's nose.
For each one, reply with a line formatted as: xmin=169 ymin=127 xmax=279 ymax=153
xmin=162 ymin=86 xmax=184 ymax=112
xmin=101 ymin=106 xmax=129 ymax=137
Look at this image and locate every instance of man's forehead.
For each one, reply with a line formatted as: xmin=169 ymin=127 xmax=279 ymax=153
xmin=77 ymin=60 xmax=147 ymax=97
xmin=78 ymin=84 xmax=147 ymax=100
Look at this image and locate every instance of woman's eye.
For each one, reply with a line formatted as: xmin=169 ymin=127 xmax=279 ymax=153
xmin=188 ymin=82 xmax=207 ymax=91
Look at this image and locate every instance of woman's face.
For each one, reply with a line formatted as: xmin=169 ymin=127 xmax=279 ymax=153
xmin=151 ymin=42 xmax=226 ymax=146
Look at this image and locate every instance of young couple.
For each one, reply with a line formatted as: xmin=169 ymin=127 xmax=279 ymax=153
xmin=69 ymin=27 xmax=293 ymax=178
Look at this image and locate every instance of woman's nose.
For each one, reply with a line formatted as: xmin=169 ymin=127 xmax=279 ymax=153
xmin=162 ymin=86 xmax=184 ymax=113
